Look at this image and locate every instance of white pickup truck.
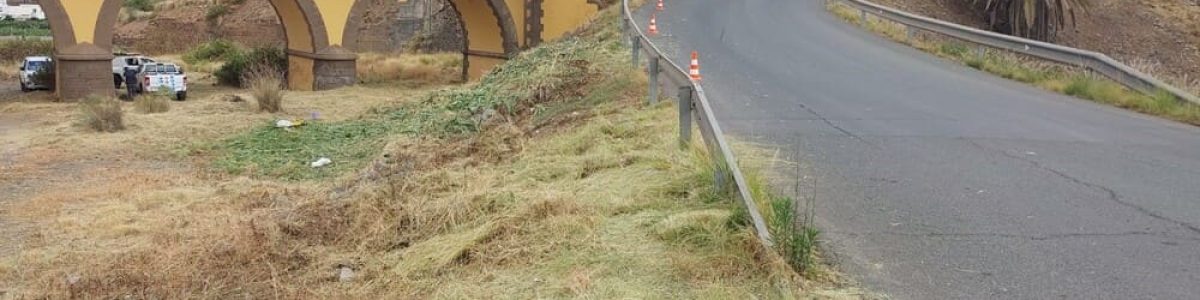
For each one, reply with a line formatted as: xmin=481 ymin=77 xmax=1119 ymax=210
xmin=136 ymin=63 xmax=188 ymax=101
xmin=112 ymin=54 xmax=154 ymax=89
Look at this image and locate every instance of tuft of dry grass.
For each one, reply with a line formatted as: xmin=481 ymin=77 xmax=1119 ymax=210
xmin=78 ymin=95 xmax=125 ymax=132
xmin=245 ymin=63 xmax=284 ymax=113
xmin=133 ymin=93 xmax=172 ymax=114
xmin=356 ymin=52 xmax=462 ymax=86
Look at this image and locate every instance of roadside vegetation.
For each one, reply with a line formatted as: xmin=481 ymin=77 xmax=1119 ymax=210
xmin=0 ymin=3 xmax=866 ymax=299
xmin=0 ymin=18 xmax=50 ymax=37
xmin=0 ymin=39 xmax=52 ymax=80
xmin=828 ymin=2 xmax=1200 ymax=126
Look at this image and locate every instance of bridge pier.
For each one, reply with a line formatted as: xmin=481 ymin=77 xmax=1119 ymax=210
xmin=54 ymin=44 xmax=115 ymax=99
xmin=286 ymin=49 xmax=357 ymax=91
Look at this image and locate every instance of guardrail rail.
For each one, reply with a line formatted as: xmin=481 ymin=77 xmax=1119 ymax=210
xmin=833 ymin=0 xmax=1200 ymax=105
xmin=621 ymin=0 xmax=774 ymax=248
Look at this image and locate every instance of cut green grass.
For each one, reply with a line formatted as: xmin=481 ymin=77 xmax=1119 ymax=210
xmin=827 ymin=2 xmax=1200 ymax=126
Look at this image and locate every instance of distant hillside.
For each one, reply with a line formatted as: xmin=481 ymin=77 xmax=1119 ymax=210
xmin=114 ymin=0 xmax=462 ymax=54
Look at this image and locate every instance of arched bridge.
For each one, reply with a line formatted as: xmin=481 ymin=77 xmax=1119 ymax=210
xmin=41 ymin=0 xmax=607 ymax=99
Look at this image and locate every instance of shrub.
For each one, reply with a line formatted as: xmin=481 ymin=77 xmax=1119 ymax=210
xmin=133 ymin=92 xmax=171 ymax=114
xmin=124 ymin=0 xmax=157 ymax=12
xmin=0 ymin=39 xmax=52 ymax=62
xmin=80 ymin=96 xmax=125 ymax=132
xmin=970 ymin=0 xmax=1090 ymax=41
xmin=183 ymin=39 xmax=242 ymax=64
xmin=245 ymin=63 xmax=284 ymax=113
xmin=205 ymin=4 xmax=229 ymax=22
xmin=216 ymin=47 xmax=287 ymax=87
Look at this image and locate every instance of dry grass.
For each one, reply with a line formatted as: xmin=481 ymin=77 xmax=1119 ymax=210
xmin=0 ymin=3 xmax=854 ymax=298
xmin=356 ymin=52 xmax=462 ymax=86
xmin=78 ymin=96 xmax=125 ymax=132
xmin=133 ymin=93 xmax=172 ymax=114
xmin=245 ymin=63 xmax=284 ymax=113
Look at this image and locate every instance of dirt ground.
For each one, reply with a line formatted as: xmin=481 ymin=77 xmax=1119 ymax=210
xmin=872 ymin=0 xmax=1200 ymax=88
xmin=0 ymin=78 xmax=432 ymax=260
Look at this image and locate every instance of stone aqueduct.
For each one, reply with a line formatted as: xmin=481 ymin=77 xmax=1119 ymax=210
xmin=40 ymin=0 xmax=607 ymax=99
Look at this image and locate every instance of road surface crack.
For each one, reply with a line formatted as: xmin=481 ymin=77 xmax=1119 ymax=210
xmin=795 ymin=101 xmax=874 ymax=146
xmin=963 ymin=138 xmax=1200 ymax=236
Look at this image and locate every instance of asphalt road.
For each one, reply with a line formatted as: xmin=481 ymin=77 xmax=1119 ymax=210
xmin=637 ymin=0 xmax=1200 ymax=299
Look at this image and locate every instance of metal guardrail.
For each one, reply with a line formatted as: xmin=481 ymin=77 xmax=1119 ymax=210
xmin=834 ymin=0 xmax=1200 ymax=105
xmin=621 ymin=0 xmax=774 ymax=248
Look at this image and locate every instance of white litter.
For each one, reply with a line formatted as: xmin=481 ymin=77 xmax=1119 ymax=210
xmin=338 ymin=266 xmax=355 ymax=282
xmin=311 ymin=157 xmax=333 ymax=168
xmin=275 ymin=119 xmax=294 ymax=128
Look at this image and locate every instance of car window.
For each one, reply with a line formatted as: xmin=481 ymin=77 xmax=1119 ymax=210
xmin=25 ymin=61 xmax=48 ymax=71
xmin=141 ymin=58 xmax=155 ymax=64
xmin=125 ymin=58 xmax=139 ymax=66
xmin=163 ymin=65 xmax=178 ymax=73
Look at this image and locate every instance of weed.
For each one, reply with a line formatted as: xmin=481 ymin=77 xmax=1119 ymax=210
xmin=769 ymin=196 xmax=820 ymax=274
xmin=133 ymin=92 xmax=171 ymax=114
xmin=79 ymin=96 xmax=125 ymax=132
xmin=245 ymin=63 xmax=285 ymax=113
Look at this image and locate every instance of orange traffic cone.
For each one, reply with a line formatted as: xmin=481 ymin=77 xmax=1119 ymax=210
xmin=689 ymin=51 xmax=702 ymax=81
xmin=648 ymin=14 xmax=659 ymax=36
xmin=656 ymin=0 xmax=664 ymax=11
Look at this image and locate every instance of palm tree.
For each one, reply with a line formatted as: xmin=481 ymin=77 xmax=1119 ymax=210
xmin=975 ymin=0 xmax=1090 ymax=41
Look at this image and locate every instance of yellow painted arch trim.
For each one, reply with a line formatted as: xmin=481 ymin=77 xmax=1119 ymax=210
xmin=313 ymin=0 xmax=354 ymax=46
xmin=59 ymin=0 xmax=104 ymax=44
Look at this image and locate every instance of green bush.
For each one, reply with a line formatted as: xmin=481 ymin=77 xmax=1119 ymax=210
xmin=0 ymin=19 xmax=50 ymax=36
xmin=80 ymin=96 xmax=125 ymax=133
xmin=205 ymin=4 xmax=229 ymax=22
xmin=183 ymin=39 xmax=242 ymax=64
xmin=124 ymin=0 xmax=157 ymax=12
xmin=215 ymin=47 xmax=288 ymax=87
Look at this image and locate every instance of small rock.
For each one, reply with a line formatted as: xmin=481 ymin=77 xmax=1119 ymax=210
xmin=338 ymin=266 xmax=355 ymax=282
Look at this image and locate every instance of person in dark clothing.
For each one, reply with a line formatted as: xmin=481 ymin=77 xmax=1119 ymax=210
xmin=123 ymin=67 xmax=139 ymax=100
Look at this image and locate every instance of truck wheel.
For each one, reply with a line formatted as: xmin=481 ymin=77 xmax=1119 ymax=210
xmin=175 ymin=91 xmax=187 ymax=101
xmin=20 ymin=82 xmax=29 ymax=92
xmin=113 ymin=75 xmax=123 ymax=89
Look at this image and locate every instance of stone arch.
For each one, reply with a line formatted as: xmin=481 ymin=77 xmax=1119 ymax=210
xmin=39 ymin=0 xmax=598 ymax=99
xmin=446 ymin=0 xmax=521 ymax=79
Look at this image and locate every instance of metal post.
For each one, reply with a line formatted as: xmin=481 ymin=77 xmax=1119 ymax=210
xmin=906 ymin=26 xmax=916 ymax=44
xmin=976 ymin=46 xmax=985 ymax=62
xmin=860 ymin=10 xmax=867 ymax=25
xmin=631 ymin=36 xmax=641 ymax=68
xmin=648 ymin=56 xmax=660 ymax=104
xmin=622 ymin=18 xmax=630 ymax=41
xmin=714 ymin=160 xmax=727 ymax=192
xmin=678 ymin=86 xmax=693 ymax=149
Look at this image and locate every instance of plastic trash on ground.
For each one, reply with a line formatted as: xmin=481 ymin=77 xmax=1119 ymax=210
xmin=311 ymin=157 xmax=333 ymax=168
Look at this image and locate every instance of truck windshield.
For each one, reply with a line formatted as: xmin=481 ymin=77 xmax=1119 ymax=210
xmin=25 ymin=61 xmax=48 ymax=71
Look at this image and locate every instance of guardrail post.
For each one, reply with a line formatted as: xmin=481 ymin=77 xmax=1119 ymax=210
xmin=976 ymin=45 xmax=985 ymax=62
xmin=648 ymin=56 xmax=660 ymax=105
xmin=622 ymin=18 xmax=630 ymax=40
xmin=906 ymin=26 xmax=916 ymax=44
xmin=631 ymin=36 xmax=641 ymax=68
xmin=859 ymin=10 xmax=867 ymax=25
xmin=678 ymin=86 xmax=693 ymax=149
